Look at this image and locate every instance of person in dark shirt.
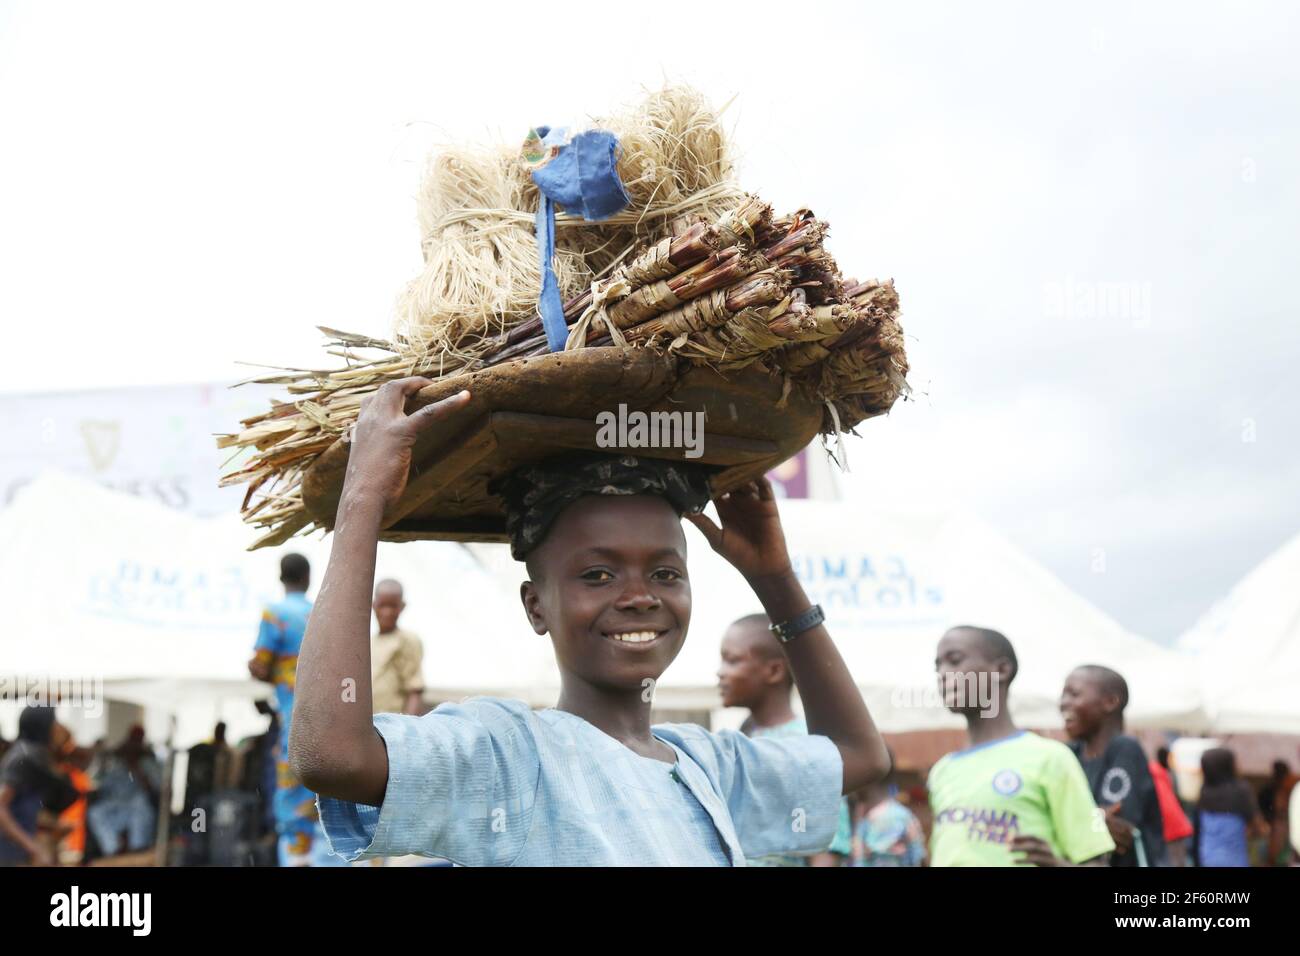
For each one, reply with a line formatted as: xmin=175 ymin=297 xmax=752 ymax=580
xmin=0 ymin=706 xmax=79 ymax=865
xmin=1060 ymin=664 xmax=1167 ymax=866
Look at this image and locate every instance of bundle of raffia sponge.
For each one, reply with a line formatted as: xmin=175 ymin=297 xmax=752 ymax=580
xmin=219 ymin=86 xmax=909 ymax=547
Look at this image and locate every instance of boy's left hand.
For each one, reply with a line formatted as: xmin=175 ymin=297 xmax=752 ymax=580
xmin=685 ymin=478 xmax=793 ymax=581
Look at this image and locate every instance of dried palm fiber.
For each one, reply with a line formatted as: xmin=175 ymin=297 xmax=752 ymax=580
xmin=395 ymin=85 xmax=747 ymax=360
xmin=624 ymin=268 xmax=793 ymax=343
xmin=602 ymin=213 xmax=823 ymax=331
xmin=606 ymin=222 xmax=843 ymax=369
xmin=773 ymin=279 xmax=898 ymax=374
xmin=551 ymin=207 xmax=818 ymax=356
xmin=809 ymin=281 xmax=909 ymax=425
xmin=665 ymin=307 xmax=796 ymax=371
xmin=508 ymin=195 xmax=772 ymax=352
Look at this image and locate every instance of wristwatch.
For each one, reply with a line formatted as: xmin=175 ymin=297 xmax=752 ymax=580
xmin=769 ymin=604 xmax=825 ymax=643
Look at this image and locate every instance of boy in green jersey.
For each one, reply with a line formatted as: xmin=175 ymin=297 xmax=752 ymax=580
xmin=927 ymin=626 xmax=1114 ymax=866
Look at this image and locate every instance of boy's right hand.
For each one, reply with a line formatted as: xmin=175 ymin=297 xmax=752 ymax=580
xmin=343 ymin=378 xmax=472 ymax=513
xmin=1104 ymin=803 xmax=1135 ymax=854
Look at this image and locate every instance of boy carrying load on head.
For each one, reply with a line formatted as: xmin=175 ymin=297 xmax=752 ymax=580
xmin=289 ymin=378 xmax=891 ymax=866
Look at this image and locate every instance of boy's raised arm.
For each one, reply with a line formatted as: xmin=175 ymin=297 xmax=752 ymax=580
xmin=687 ymin=479 xmax=891 ymax=793
xmin=289 ymin=379 xmax=471 ymax=806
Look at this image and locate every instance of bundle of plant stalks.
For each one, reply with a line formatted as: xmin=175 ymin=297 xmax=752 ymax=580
xmin=219 ymin=86 xmax=909 ymax=548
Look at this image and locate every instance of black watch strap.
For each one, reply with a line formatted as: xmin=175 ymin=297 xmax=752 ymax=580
xmin=769 ymin=604 xmax=825 ymax=643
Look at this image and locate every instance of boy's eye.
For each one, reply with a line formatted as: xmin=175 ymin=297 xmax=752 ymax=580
xmin=652 ymin=568 xmax=683 ymax=582
xmin=581 ymin=569 xmax=614 ymax=583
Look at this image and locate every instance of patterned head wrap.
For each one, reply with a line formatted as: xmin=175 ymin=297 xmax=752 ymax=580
xmin=489 ymin=453 xmax=715 ymax=560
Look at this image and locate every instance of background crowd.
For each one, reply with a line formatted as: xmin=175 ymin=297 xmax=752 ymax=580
xmin=2 ymin=553 xmax=1296 ymax=867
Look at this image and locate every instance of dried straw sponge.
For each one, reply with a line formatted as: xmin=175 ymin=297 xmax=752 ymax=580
xmin=394 ymin=86 xmax=745 ymax=359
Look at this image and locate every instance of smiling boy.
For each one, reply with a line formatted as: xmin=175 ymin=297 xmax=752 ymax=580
xmin=289 ymin=378 xmax=890 ymax=866
xmin=1060 ymin=665 xmax=1167 ymax=866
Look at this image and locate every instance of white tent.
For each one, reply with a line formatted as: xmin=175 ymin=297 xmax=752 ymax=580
xmin=1178 ymin=530 xmax=1300 ymax=734
xmin=0 ymin=472 xmax=551 ymax=747
xmin=469 ymin=499 xmax=1206 ymax=733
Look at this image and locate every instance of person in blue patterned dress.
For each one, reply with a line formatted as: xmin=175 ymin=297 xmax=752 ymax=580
xmin=851 ymin=747 xmax=927 ymax=867
xmin=249 ymin=553 xmax=345 ymax=866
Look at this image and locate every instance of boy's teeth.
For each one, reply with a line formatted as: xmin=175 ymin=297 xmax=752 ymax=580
xmin=610 ymin=630 xmax=658 ymax=643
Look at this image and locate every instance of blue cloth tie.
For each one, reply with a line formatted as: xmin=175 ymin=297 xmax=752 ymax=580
xmin=531 ymin=128 xmax=630 ymax=351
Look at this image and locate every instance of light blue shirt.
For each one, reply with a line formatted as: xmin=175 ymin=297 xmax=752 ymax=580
xmin=748 ymin=717 xmax=853 ymax=865
xmin=318 ymin=697 xmax=843 ymax=867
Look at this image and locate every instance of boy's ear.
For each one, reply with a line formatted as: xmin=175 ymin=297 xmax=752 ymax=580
xmin=520 ymin=581 xmax=549 ymax=636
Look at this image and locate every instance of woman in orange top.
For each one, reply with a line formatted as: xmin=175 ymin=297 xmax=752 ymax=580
xmin=53 ymin=726 xmax=93 ymax=863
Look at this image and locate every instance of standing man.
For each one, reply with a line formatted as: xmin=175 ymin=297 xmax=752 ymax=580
xmin=85 ymin=725 xmax=160 ymax=857
xmin=248 ymin=553 xmax=343 ymax=866
xmin=718 ymin=612 xmax=853 ymax=866
xmin=370 ymin=579 xmax=426 ymax=716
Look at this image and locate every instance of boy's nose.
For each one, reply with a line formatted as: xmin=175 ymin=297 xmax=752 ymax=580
xmin=615 ymin=587 xmax=661 ymax=610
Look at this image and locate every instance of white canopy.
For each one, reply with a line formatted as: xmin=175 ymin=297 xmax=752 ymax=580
xmin=0 ymin=472 xmax=550 ymax=746
xmin=1178 ymin=530 xmax=1300 ymax=734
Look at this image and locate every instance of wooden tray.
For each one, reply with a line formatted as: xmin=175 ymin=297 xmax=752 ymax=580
xmin=300 ymin=347 xmax=823 ymax=543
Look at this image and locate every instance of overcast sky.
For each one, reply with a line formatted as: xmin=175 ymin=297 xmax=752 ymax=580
xmin=1 ymin=0 xmax=1296 ymax=643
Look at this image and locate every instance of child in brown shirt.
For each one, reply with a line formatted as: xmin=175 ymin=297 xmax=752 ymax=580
xmin=370 ymin=579 xmax=425 ymax=716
